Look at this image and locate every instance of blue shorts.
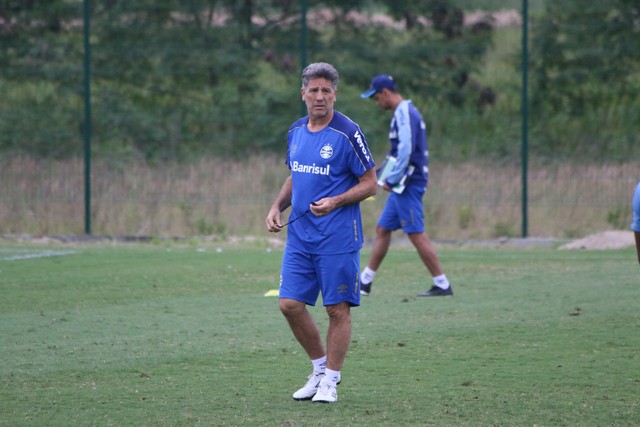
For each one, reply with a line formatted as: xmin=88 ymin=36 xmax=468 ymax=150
xmin=378 ymin=185 xmax=426 ymax=234
xmin=631 ymin=180 xmax=640 ymax=232
xmin=279 ymin=246 xmax=361 ymax=307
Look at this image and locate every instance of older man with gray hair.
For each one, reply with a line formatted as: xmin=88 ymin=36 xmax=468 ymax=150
xmin=266 ymin=62 xmax=377 ymax=403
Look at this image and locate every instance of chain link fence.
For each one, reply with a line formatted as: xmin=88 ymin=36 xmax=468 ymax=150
xmin=1 ymin=1 xmax=638 ymax=240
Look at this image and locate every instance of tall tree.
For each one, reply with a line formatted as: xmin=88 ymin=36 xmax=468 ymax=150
xmin=531 ymin=0 xmax=640 ymax=114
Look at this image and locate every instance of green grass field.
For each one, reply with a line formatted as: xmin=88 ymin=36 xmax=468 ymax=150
xmin=1 ymin=239 xmax=638 ymax=426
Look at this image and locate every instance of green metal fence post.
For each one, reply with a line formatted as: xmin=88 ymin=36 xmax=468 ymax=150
xmin=83 ymin=0 xmax=92 ymax=235
xmin=300 ymin=0 xmax=307 ymax=117
xmin=521 ymin=0 xmax=529 ymax=238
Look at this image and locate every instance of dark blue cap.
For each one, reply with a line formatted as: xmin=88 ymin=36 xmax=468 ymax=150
xmin=360 ymin=74 xmax=397 ymax=98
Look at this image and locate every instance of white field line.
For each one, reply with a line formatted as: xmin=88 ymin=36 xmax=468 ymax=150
xmin=0 ymin=249 xmax=79 ymax=261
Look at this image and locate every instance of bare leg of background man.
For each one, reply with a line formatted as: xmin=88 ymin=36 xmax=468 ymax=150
xmin=408 ymin=232 xmax=453 ymax=297
xmin=367 ymin=225 xmax=392 ymax=271
xmin=359 ymin=225 xmax=392 ymax=295
xmin=407 ymin=232 xmax=443 ymax=277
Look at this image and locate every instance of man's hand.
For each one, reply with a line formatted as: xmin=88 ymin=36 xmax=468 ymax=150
xmin=309 ymin=200 xmax=334 ymax=216
xmin=265 ymin=207 xmax=284 ymax=233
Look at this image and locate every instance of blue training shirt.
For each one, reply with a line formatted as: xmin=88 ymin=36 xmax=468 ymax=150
xmin=285 ymin=110 xmax=375 ymax=255
xmin=384 ymin=99 xmax=429 ymax=189
xmin=631 ymin=180 xmax=640 ymax=232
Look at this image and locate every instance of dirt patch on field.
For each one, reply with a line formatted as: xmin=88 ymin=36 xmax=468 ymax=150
xmin=559 ymin=231 xmax=635 ymax=250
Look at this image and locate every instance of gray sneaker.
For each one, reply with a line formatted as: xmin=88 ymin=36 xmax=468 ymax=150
xmin=417 ymin=285 xmax=453 ymax=297
xmin=292 ymin=371 xmax=324 ymax=400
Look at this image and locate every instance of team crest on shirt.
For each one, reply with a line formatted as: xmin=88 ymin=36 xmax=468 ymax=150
xmin=320 ymin=144 xmax=333 ymax=159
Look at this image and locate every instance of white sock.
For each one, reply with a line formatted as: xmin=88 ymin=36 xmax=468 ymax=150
xmin=312 ymin=356 xmax=326 ymax=373
xmin=323 ymin=368 xmax=341 ymax=384
xmin=433 ymin=274 xmax=450 ymax=289
xmin=361 ymin=267 xmax=376 ymax=284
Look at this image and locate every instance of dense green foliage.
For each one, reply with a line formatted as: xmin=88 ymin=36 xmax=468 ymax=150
xmin=529 ymin=0 xmax=640 ymax=160
xmin=532 ymin=0 xmax=640 ymax=114
xmin=0 ymin=0 xmax=494 ymax=160
xmin=0 ymin=0 xmax=638 ymax=161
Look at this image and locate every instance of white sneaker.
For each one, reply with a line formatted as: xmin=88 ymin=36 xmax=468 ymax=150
xmin=312 ymin=382 xmax=338 ymax=403
xmin=292 ymin=371 xmax=324 ymax=400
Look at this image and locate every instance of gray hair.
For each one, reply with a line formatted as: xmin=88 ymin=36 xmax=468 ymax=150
xmin=301 ymin=62 xmax=339 ymax=89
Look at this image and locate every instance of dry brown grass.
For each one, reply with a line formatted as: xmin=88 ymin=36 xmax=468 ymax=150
xmin=1 ymin=156 xmax=637 ymax=240
xmin=427 ymin=161 xmax=638 ymax=239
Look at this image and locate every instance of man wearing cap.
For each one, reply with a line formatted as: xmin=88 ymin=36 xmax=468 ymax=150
xmin=359 ymin=74 xmax=453 ymax=297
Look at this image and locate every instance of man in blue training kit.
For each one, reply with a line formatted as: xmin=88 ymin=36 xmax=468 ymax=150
xmin=631 ymin=179 xmax=640 ymax=264
xmin=359 ymin=74 xmax=452 ymax=297
xmin=266 ymin=62 xmax=377 ymax=403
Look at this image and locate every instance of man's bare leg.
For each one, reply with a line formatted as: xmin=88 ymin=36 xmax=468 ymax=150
xmin=408 ymin=232 xmax=443 ymax=277
xmin=324 ymin=302 xmax=351 ymax=371
xmin=279 ymin=298 xmax=325 ymax=359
